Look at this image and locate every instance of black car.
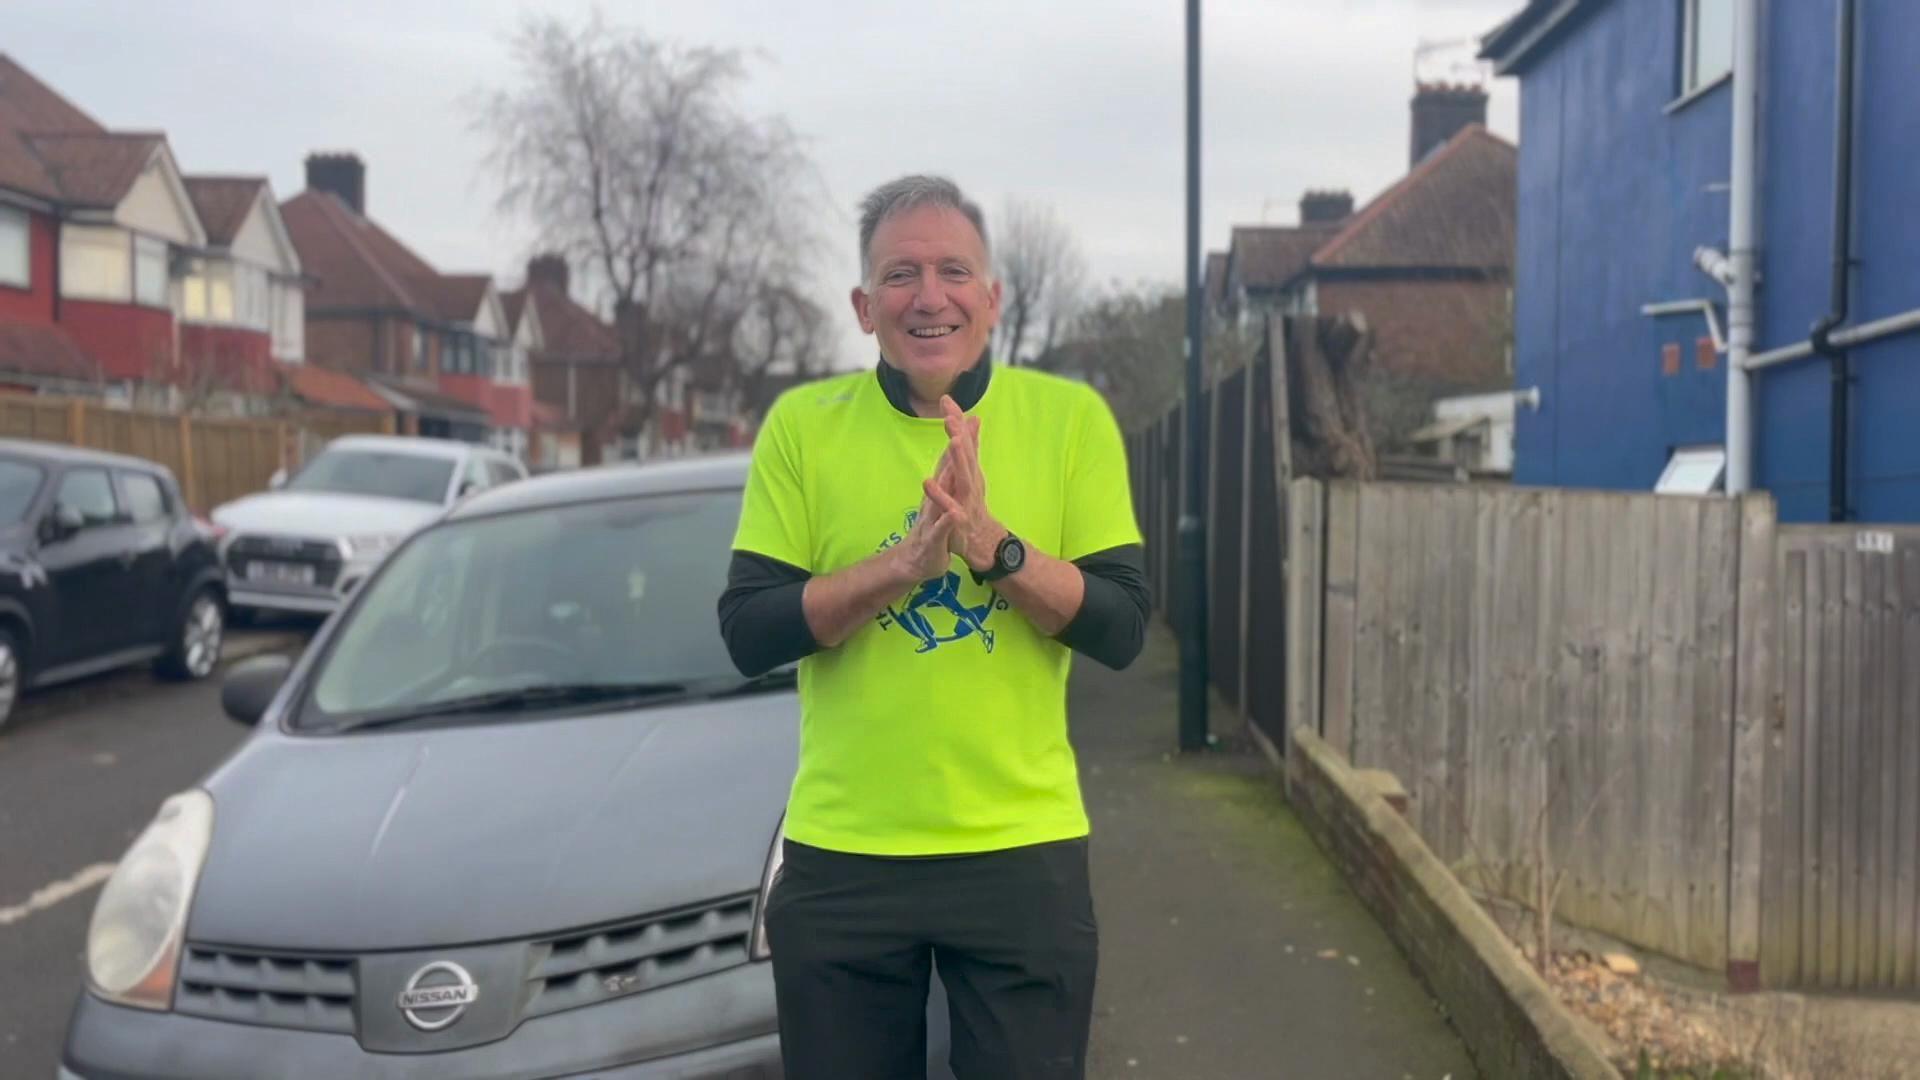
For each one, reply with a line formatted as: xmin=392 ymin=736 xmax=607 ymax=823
xmin=0 ymin=438 xmax=227 ymax=730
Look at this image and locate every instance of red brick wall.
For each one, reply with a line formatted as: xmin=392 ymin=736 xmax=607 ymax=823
xmin=61 ymin=299 xmax=174 ymax=381
xmin=1314 ymin=278 xmax=1509 ymax=386
xmin=179 ymin=323 xmax=274 ymax=393
xmin=532 ymin=363 xmax=569 ymax=414
xmin=0 ymin=211 xmax=56 ymax=323
xmin=533 ymin=361 xmax=624 ymax=431
xmin=305 ymin=317 xmax=377 ymax=373
xmin=307 ymin=316 xmax=438 ymax=377
xmin=491 ymin=382 xmax=532 ymax=430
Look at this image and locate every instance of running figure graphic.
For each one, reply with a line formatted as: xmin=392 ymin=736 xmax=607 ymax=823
xmin=890 ymin=571 xmax=996 ymax=654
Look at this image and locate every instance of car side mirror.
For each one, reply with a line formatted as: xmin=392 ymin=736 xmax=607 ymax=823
xmin=458 ymin=480 xmax=480 ymax=498
xmin=42 ymin=504 xmax=84 ymax=543
xmin=268 ymin=468 xmax=287 ymax=490
xmin=222 ymin=654 xmax=293 ymax=726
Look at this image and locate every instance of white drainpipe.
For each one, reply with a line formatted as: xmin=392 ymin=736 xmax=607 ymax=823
xmin=1725 ymin=0 xmax=1761 ymax=493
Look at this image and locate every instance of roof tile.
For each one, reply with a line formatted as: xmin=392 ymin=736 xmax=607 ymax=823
xmin=183 ymin=176 xmax=266 ymax=246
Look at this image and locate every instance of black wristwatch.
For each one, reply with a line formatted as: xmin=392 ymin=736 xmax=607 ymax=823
xmin=973 ymin=533 xmax=1027 ymax=584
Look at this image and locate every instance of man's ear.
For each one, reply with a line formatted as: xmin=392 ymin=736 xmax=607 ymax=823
xmin=986 ymin=277 xmax=1004 ymax=325
xmin=850 ymin=286 xmax=875 ymax=334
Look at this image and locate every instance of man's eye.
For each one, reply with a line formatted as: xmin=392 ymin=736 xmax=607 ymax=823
xmin=885 ymin=270 xmax=915 ymax=284
xmin=943 ymin=266 xmax=971 ymax=279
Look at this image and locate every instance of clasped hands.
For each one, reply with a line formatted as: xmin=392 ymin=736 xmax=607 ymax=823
xmin=892 ymin=395 xmax=1005 ymax=582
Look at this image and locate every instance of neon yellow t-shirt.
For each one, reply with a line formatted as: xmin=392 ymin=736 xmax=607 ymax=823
xmin=731 ymin=365 xmax=1143 ymax=856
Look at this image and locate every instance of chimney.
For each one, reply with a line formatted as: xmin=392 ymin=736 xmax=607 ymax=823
xmin=527 ymin=253 xmax=570 ymax=297
xmin=1299 ymin=190 xmax=1354 ymax=224
xmin=305 ymin=152 xmax=366 ymax=215
xmin=1409 ymin=83 xmax=1488 ymax=167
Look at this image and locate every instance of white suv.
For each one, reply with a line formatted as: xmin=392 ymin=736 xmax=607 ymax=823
xmin=210 ymin=435 xmax=526 ymax=619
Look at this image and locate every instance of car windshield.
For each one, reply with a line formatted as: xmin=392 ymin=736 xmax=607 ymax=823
xmin=0 ymin=459 xmax=45 ymax=523
xmin=301 ymin=487 xmax=749 ymax=730
xmin=285 ymin=448 xmax=456 ymax=504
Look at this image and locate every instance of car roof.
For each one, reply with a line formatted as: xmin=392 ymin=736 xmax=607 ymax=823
xmin=0 ymin=437 xmax=170 ymax=474
xmin=446 ymin=452 xmax=750 ymax=520
xmin=323 ymin=434 xmax=480 ymax=461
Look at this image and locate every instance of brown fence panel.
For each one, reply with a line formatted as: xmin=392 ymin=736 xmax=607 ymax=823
xmin=1313 ymin=484 xmax=1744 ymax=972
xmin=0 ymin=397 xmax=76 ymax=442
xmin=1761 ymin=524 xmax=1920 ymax=992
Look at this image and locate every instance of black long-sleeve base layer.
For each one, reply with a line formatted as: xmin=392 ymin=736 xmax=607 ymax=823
xmin=717 ymin=544 xmax=1150 ymax=678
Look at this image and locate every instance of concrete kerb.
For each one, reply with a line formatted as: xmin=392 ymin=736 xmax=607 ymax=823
xmin=1283 ymin=725 xmax=1622 ymax=1080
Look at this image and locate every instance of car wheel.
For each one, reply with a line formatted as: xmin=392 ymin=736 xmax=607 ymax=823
xmin=0 ymin=628 xmax=20 ymax=731
xmin=159 ymin=589 xmax=224 ymax=681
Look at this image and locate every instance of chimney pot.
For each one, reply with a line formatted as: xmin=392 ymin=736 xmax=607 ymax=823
xmin=1409 ymin=82 xmax=1488 ymax=167
xmin=305 ymin=152 xmax=366 ymax=215
xmin=527 ymin=253 xmax=570 ymax=297
xmin=1300 ymin=190 xmax=1354 ymax=224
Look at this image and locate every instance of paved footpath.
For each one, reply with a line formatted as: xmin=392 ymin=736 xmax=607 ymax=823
xmin=1077 ymin=627 xmax=1476 ymax=1080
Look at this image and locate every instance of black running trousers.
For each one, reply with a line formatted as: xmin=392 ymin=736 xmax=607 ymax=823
xmin=764 ymin=836 xmax=1099 ymax=1080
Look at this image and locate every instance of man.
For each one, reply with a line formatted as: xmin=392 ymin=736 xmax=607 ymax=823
xmin=718 ymin=175 xmax=1148 ymax=1079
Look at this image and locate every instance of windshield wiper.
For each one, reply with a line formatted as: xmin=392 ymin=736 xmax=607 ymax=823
xmin=327 ymin=681 xmax=690 ymax=734
xmin=705 ymin=667 xmax=799 ymax=699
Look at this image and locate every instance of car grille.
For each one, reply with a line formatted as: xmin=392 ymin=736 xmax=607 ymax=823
xmin=225 ymin=534 xmax=343 ymax=588
xmin=172 ymin=893 xmax=758 ymax=1036
xmin=523 ymin=893 xmax=757 ymax=1020
xmin=175 ymin=946 xmax=357 ymax=1034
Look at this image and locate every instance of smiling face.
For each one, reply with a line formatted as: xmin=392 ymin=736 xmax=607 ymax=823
xmin=851 ymin=204 xmax=1002 ymax=405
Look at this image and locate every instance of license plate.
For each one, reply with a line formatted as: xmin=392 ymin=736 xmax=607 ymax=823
xmin=246 ymin=560 xmax=315 ymax=587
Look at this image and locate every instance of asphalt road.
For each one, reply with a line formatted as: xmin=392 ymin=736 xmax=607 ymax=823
xmin=0 ymin=625 xmax=312 ymax=1079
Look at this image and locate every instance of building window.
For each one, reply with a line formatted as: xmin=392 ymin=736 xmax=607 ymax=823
xmin=134 ymin=235 xmax=169 ymax=308
xmin=182 ymin=258 xmax=235 ymax=322
xmin=271 ymin=279 xmax=302 ymax=361
xmin=1682 ymin=0 xmax=1733 ymax=95
xmin=0 ymin=205 xmax=28 ymax=289
xmin=61 ymin=225 xmax=131 ymax=302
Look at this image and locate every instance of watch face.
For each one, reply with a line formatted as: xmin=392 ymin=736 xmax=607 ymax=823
xmin=1001 ymin=537 xmax=1025 ymax=570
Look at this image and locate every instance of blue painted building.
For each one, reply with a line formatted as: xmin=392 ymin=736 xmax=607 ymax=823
xmin=1482 ymin=0 xmax=1920 ymax=521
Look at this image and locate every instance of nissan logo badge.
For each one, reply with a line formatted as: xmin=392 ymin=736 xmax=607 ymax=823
xmin=397 ymin=961 xmax=479 ymax=1031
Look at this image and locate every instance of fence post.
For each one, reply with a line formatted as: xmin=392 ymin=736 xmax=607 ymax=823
xmin=67 ymin=399 xmax=86 ymax=446
xmin=1286 ymin=477 xmax=1326 ymax=761
xmin=176 ymin=413 xmax=200 ymax=512
xmin=1729 ymin=492 xmax=1777 ymax=991
xmin=1321 ymin=483 xmax=1361 ymax=759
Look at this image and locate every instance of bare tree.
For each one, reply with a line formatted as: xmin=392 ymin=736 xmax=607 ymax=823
xmin=994 ymin=198 xmax=1087 ymax=366
xmin=474 ymin=11 xmax=820 ymax=441
xmin=734 ymin=281 xmax=830 ymax=415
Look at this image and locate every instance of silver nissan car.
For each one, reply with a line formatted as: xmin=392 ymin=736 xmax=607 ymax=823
xmin=61 ymin=453 xmax=951 ymax=1080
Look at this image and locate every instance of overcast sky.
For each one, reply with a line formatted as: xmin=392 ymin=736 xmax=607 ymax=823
xmin=9 ymin=0 xmax=1521 ymax=360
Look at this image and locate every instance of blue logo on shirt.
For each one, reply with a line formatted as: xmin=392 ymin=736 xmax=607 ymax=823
xmin=874 ymin=509 xmax=1007 ymax=654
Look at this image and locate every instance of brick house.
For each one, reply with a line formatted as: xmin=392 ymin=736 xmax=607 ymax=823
xmin=281 ymin=152 xmax=522 ymax=450
xmin=178 ymin=175 xmax=305 ymax=400
xmin=502 ymin=255 xmax=627 ymax=467
xmin=0 ymin=54 xmax=213 ymax=395
xmin=1218 ymin=83 xmax=1516 ymax=400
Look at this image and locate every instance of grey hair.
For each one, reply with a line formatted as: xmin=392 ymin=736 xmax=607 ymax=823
xmin=857 ymin=175 xmax=991 ymax=285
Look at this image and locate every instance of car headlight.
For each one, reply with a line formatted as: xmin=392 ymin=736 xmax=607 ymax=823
xmin=86 ymin=790 xmax=214 ymax=1010
xmin=750 ymin=817 xmax=785 ymax=961
xmin=340 ymin=533 xmax=401 ymax=560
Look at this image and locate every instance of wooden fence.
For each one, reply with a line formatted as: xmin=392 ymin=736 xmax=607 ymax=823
xmin=1124 ymin=324 xmax=1293 ymax=747
xmin=1123 ymin=314 xmax=1920 ymax=993
xmin=1295 ymin=481 xmax=1751 ymax=973
xmin=1279 ymin=478 xmax=1920 ymax=992
xmin=0 ymin=395 xmax=391 ymax=513
xmin=1761 ymin=524 xmax=1920 ymax=990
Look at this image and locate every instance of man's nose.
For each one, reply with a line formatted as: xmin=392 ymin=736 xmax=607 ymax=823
xmin=912 ymin=273 xmax=947 ymax=312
